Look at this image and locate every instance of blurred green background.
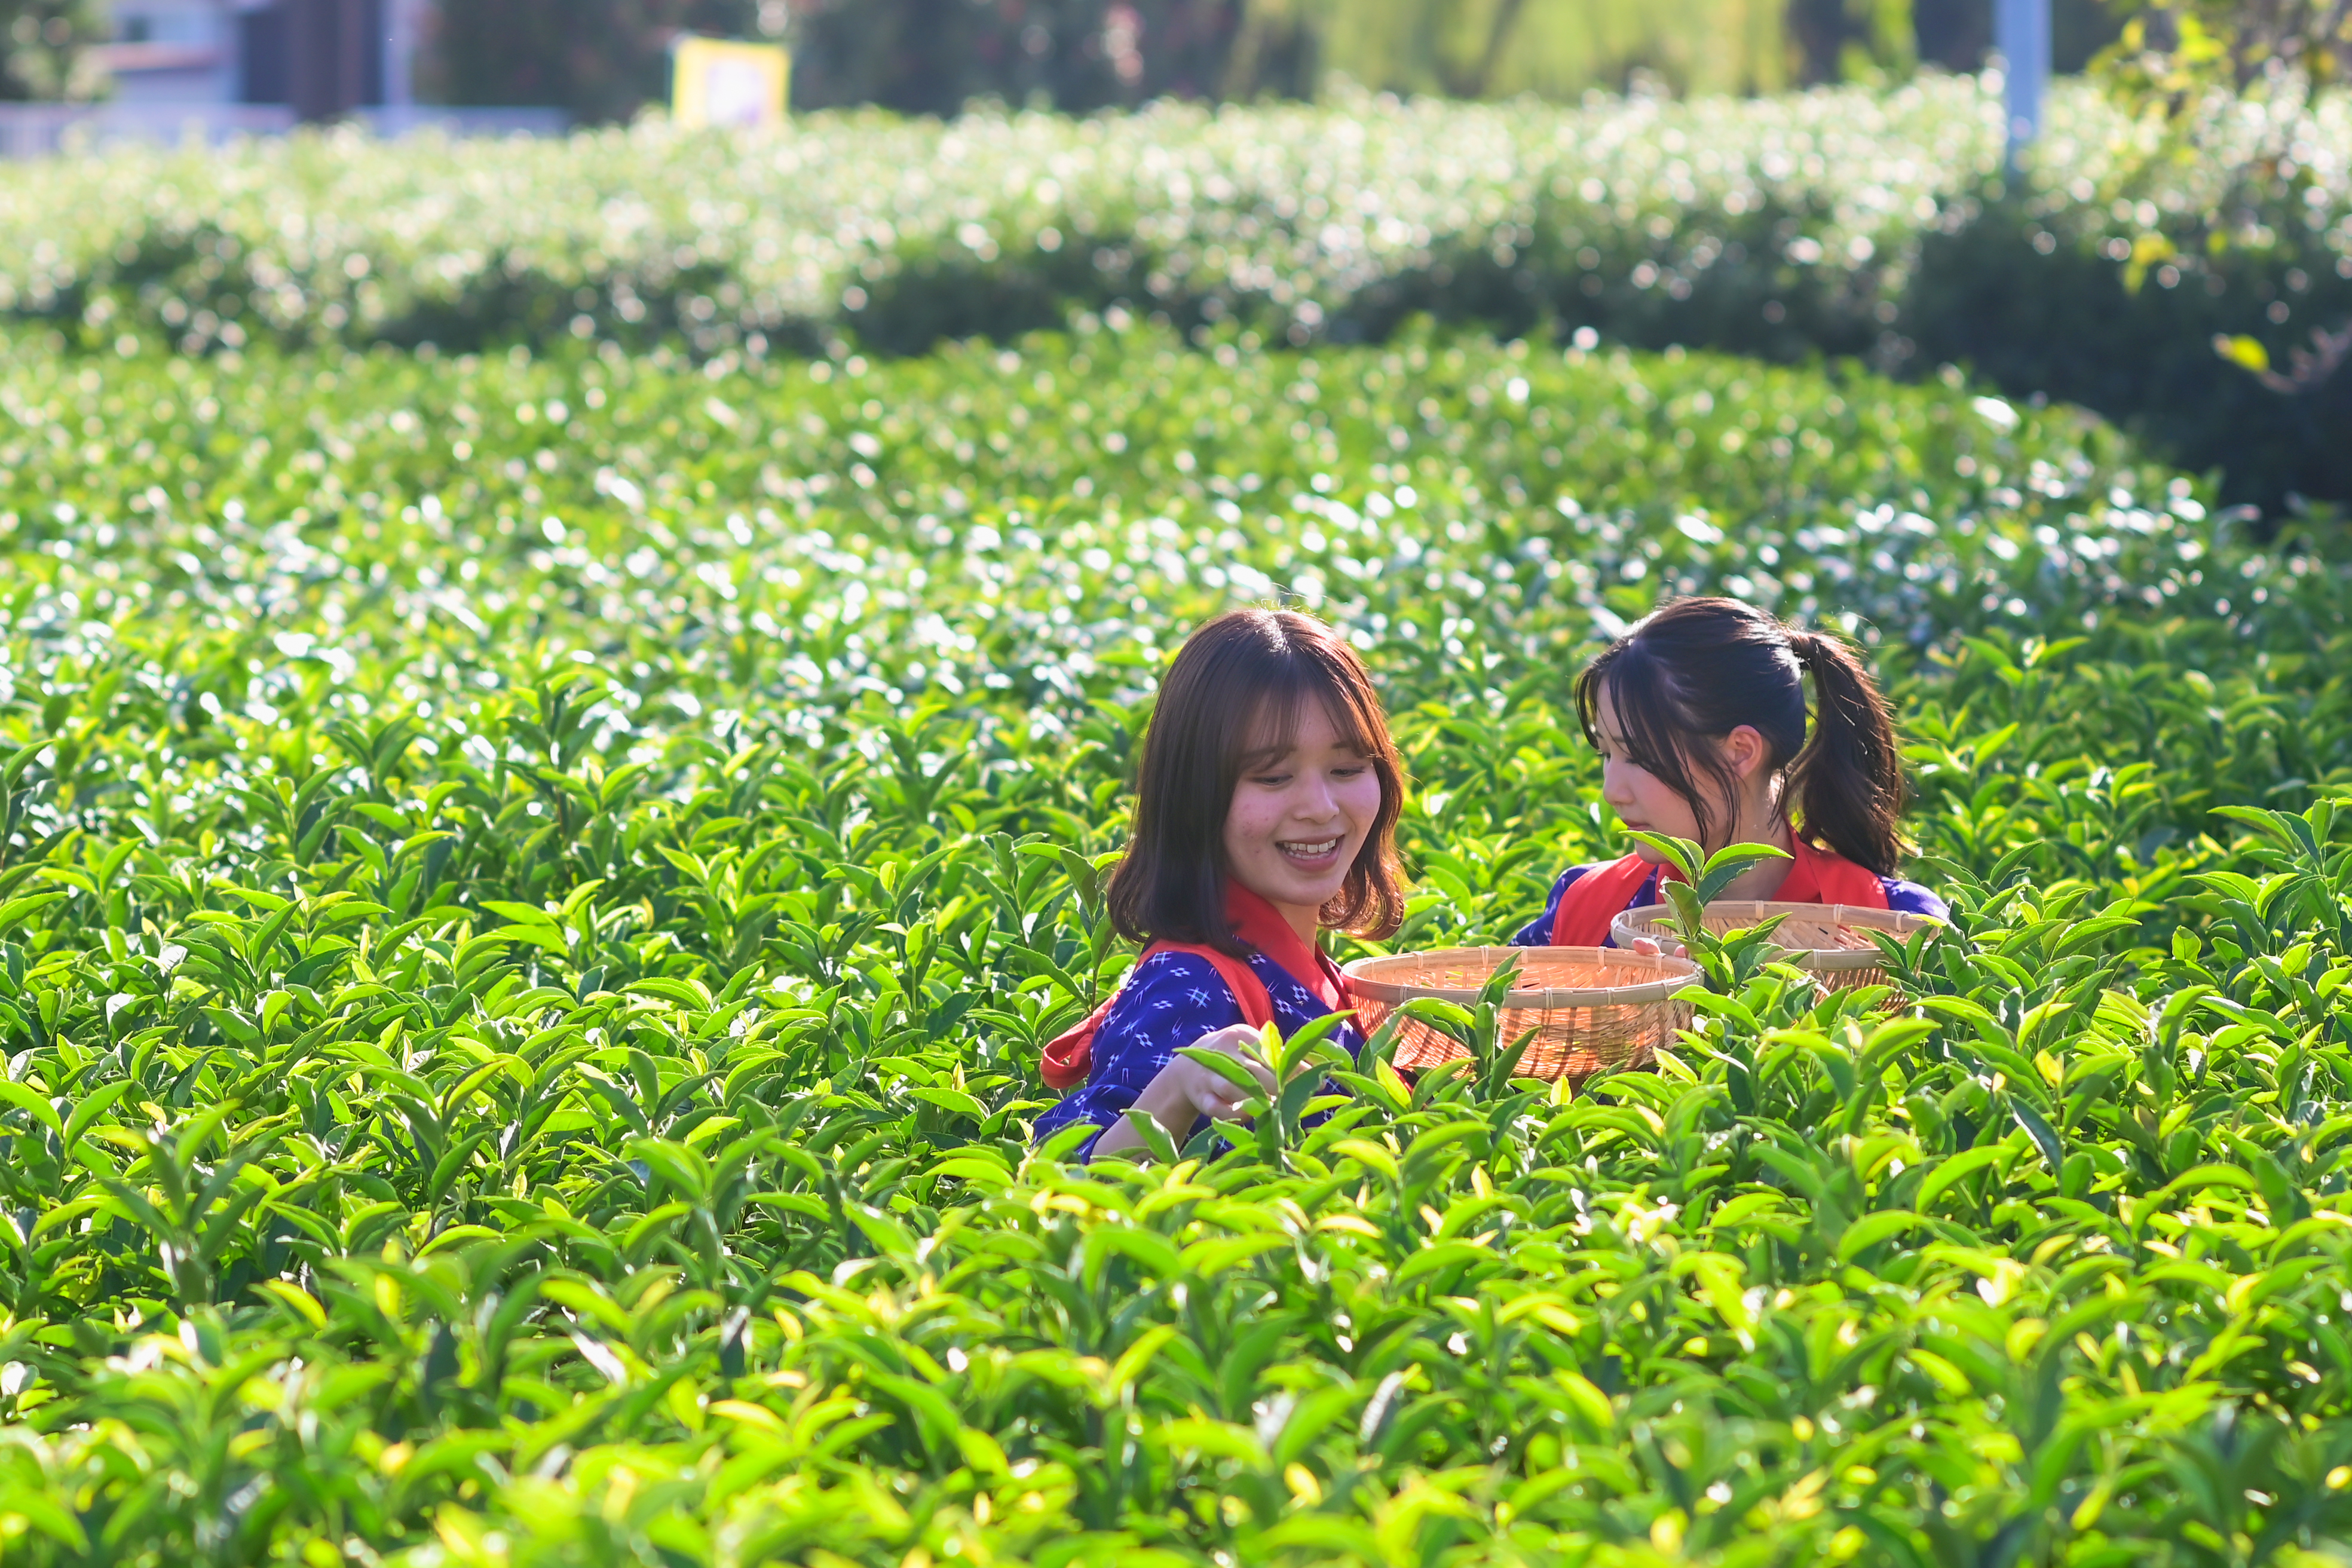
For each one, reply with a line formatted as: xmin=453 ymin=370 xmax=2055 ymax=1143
xmin=451 ymin=0 xmax=2126 ymax=120
xmin=7 ymin=0 xmax=2128 ymax=120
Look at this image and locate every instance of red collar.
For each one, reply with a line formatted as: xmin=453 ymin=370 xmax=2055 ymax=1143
xmin=1650 ymin=834 xmax=1840 ymax=895
xmin=1224 ymin=881 xmax=1345 ymax=1010
xmin=1628 ymin=835 xmax=1830 ymax=901
xmin=1772 ymin=837 xmax=1823 ymax=902
xmin=1670 ymin=833 xmax=1881 ymax=905
xmin=1774 ymin=835 xmax=1888 ymax=906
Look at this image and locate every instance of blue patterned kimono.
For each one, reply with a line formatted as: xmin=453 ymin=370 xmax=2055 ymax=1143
xmin=1033 ymin=946 xmax=1364 ymax=1160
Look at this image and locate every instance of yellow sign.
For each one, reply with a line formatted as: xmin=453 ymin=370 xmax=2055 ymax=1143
xmin=672 ymin=38 xmax=790 ymax=130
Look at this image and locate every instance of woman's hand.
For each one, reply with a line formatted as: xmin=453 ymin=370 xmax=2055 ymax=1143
xmin=1089 ymin=1024 xmax=1278 ymax=1161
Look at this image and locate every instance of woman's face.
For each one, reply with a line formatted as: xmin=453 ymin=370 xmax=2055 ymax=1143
xmin=1222 ymin=697 xmax=1385 ymax=928
xmin=1594 ymin=681 xmax=1714 ymax=861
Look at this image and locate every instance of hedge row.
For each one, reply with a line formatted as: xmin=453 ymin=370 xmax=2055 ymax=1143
xmin=0 ymin=76 xmax=2346 ymax=509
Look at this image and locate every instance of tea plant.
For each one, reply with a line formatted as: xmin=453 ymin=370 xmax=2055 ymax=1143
xmin=0 ymin=323 xmax=2349 ymax=1564
xmin=5 ymin=74 xmax=2344 ymax=366
xmin=0 ymin=78 xmax=2014 ymax=357
xmin=6 ymin=74 xmax=2352 ymax=504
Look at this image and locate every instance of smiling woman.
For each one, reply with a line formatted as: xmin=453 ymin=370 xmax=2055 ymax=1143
xmin=1033 ymin=607 xmax=1406 ymax=1162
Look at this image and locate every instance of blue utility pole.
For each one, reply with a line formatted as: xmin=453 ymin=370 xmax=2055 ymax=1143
xmin=1995 ymin=0 xmax=2051 ymax=161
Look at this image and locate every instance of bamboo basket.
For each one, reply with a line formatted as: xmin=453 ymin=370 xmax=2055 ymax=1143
xmin=1342 ymin=946 xmax=1699 ymax=1081
xmin=1609 ymin=901 xmax=1943 ymax=991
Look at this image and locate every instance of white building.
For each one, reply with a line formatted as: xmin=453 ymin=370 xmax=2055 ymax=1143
xmin=93 ymin=0 xmax=239 ymax=103
xmin=94 ymin=0 xmax=421 ymax=111
xmin=0 ymin=1 xmax=557 ymax=155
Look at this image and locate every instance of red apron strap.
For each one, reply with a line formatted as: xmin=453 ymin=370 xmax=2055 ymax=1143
xmin=1535 ymin=842 xmax=1888 ymax=966
xmin=1549 ymin=855 xmax=1658 ymax=947
xmin=1038 ymin=941 xmax=1278 ymax=1092
xmin=1782 ymin=837 xmax=1891 ymax=909
xmin=1040 ymin=993 xmax=1119 ymax=1091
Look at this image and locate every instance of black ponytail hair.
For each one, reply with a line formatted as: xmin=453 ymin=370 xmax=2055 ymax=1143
xmin=1572 ymin=597 xmax=1909 ymax=875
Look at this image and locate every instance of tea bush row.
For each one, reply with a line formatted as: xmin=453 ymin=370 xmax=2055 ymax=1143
xmin=3 ymin=76 xmax=2350 ymax=504
xmin=1 ymin=328 xmax=2351 ymax=1563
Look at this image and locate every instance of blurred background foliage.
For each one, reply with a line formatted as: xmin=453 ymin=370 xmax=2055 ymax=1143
xmin=13 ymin=0 xmax=2339 ymax=123
xmin=669 ymin=0 xmax=2124 ymax=118
xmin=5 ymin=0 xmax=2132 ymax=117
xmin=785 ymin=0 xmax=1265 ymax=115
xmin=2102 ymin=0 xmax=2352 ymax=100
xmin=418 ymin=0 xmax=786 ymax=125
xmin=1 ymin=0 xmax=2345 ymax=511
xmin=0 ymin=0 xmax=103 ymax=100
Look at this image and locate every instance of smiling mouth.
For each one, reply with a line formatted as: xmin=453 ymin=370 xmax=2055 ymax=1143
xmin=1278 ymin=837 xmax=1344 ymax=862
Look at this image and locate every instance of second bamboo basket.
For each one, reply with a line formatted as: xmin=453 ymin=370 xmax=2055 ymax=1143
xmin=1609 ymin=901 xmax=1943 ymax=991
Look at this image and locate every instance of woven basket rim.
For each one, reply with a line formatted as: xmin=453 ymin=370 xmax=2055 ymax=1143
xmin=1342 ymin=945 xmax=1699 ymax=1007
xmin=1610 ymin=900 xmax=1943 ymax=972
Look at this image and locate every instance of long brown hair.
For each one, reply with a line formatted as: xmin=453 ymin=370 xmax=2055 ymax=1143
xmin=1106 ymin=608 xmax=1407 ymax=955
xmin=1573 ymin=597 xmax=1909 ymax=874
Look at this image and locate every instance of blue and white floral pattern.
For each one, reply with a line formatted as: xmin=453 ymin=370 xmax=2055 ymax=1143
xmin=1033 ymin=949 xmax=1363 ymax=1159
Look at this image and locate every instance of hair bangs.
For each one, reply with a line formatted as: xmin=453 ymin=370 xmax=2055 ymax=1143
xmin=1233 ymin=648 xmax=1383 ymax=770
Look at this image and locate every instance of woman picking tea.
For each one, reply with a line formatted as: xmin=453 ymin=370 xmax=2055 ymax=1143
xmin=1517 ymin=596 xmax=1946 ymax=947
xmin=1033 ymin=608 xmax=1407 ymax=1161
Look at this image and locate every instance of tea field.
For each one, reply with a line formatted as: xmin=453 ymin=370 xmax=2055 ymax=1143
xmin=1 ymin=321 xmax=2351 ymax=1566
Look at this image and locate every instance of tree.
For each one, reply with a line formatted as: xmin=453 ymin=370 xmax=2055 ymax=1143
xmin=1787 ymin=0 xmax=1912 ymax=82
xmin=420 ymin=0 xmax=1273 ymax=121
xmin=1911 ymin=0 xmax=2127 ymax=75
xmin=2102 ymin=0 xmax=2352 ymax=98
xmin=786 ymin=0 xmax=1266 ymax=115
xmin=1247 ymin=0 xmax=1794 ymax=99
xmin=419 ymin=0 xmax=772 ymax=122
xmin=0 ymin=0 xmax=106 ymax=101
xmin=417 ymin=0 xmax=2139 ymax=125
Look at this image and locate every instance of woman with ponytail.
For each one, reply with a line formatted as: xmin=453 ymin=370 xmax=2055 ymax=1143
xmin=1514 ymin=597 xmax=1945 ymax=948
